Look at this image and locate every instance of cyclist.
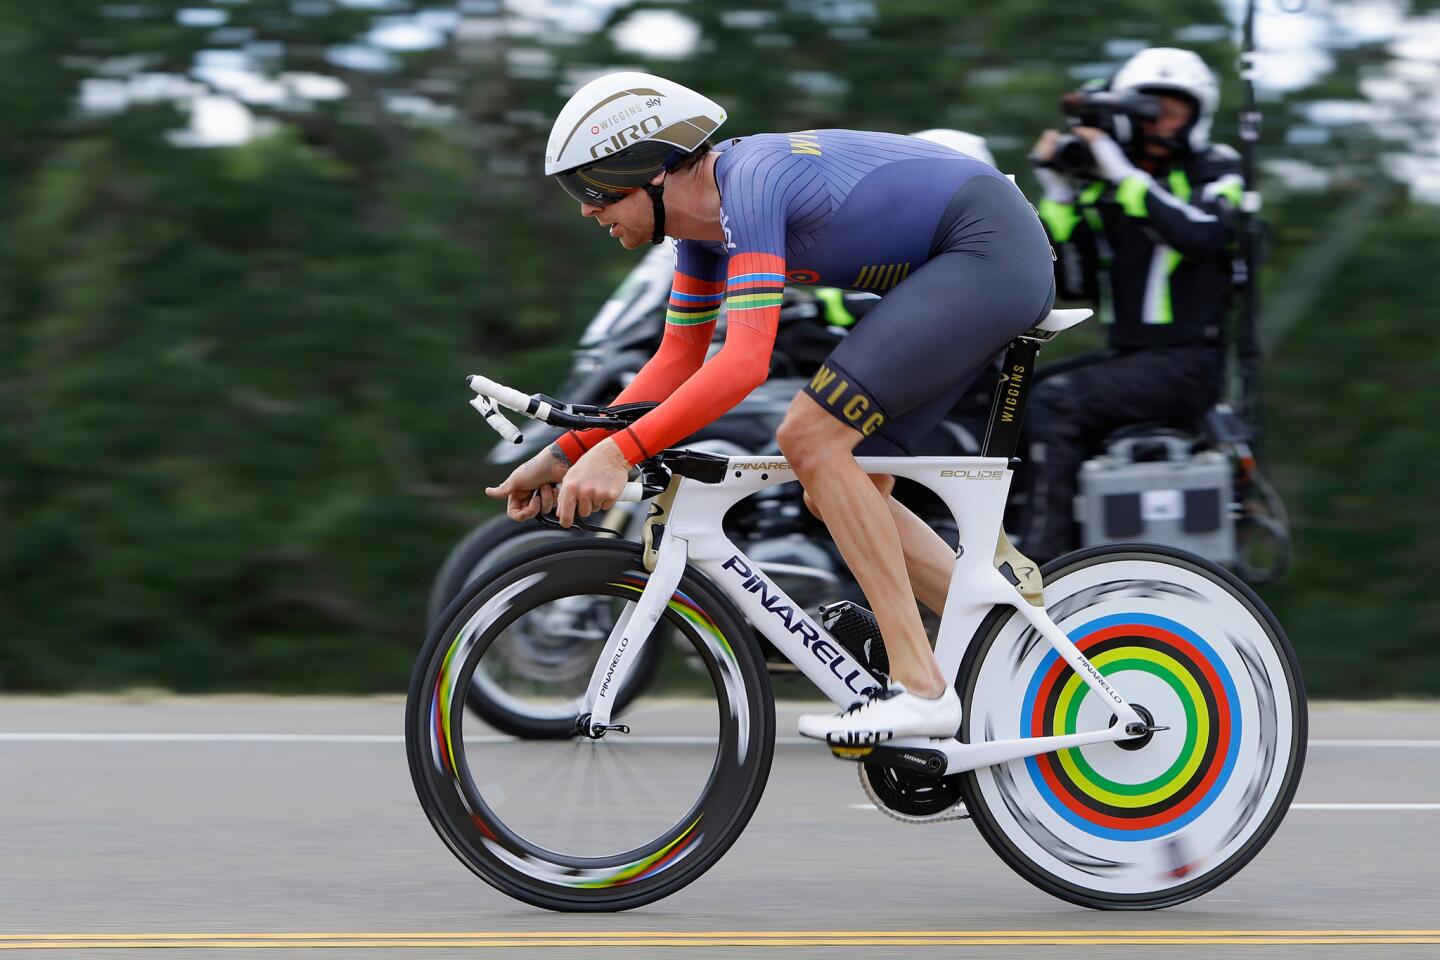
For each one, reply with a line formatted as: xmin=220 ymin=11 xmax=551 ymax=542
xmin=487 ymin=73 xmax=1054 ymax=743
xmin=1019 ymin=48 xmax=1242 ymax=562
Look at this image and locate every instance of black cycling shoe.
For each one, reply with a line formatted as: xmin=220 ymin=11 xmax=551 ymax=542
xmin=819 ymin=601 xmax=889 ymax=678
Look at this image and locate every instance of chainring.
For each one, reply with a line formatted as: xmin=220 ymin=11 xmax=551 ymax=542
xmin=859 ymin=762 xmax=970 ymax=824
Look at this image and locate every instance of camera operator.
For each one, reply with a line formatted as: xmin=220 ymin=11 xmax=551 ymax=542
xmin=1018 ymin=47 xmax=1245 ymax=564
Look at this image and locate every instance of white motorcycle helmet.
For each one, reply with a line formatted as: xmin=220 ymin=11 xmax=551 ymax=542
xmin=545 ymin=71 xmax=727 ymax=242
xmin=911 ymin=128 xmax=996 ymax=168
xmin=1110 ymin=47 xmax=1219 ymax=155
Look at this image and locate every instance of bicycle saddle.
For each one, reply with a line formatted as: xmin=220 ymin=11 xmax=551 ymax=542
xmin=1035 ymin=308 xmax=1093 ymax=333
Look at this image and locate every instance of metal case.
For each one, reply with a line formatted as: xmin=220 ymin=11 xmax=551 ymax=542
xmin=1075 ymin=435 xmax=1235 ymax=564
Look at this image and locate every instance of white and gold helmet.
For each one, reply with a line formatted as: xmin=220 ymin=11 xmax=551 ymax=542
xmin=545 ymin=72 xmax=727 ymax=206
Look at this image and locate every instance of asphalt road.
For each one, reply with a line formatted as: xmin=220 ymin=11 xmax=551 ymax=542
xmin=2 ymin=696 xmax=1438 ymax=959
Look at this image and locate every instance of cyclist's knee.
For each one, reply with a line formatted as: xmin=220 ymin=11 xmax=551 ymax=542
xmin=775 ymin=408 xmax=818 ymax=465
xmin=776 ymin=396 xmax=857 ymax=474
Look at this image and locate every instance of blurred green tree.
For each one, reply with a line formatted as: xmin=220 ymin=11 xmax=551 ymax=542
xmin=0 ymin=0 xmax=1435 ymax=694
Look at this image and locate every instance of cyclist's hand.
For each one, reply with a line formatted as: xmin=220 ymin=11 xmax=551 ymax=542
xmin=486 ymin=448 xmax=568 ymax=522
xmin=556 ymin=438 xmax=630 ymax=529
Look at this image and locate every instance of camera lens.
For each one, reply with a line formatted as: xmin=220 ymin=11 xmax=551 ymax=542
xmin=1056 ymin=137 xmax=1094 ymax=172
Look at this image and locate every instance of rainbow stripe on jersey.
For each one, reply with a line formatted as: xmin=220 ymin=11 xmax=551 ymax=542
xmin=724 ymin=252 xmax=786 ymax=331
xmin=666 ymin=272 xmax=725 ymax=326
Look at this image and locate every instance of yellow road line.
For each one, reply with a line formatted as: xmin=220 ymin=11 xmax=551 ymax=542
xmin=4 ymin=941 xmax=1440 ymax=951
xmin=4 ymin=930 xmax=1440 ymax=938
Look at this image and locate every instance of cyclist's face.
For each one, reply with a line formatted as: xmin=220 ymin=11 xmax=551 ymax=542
xmin=581 ymin=184 xmax=652 ymax=250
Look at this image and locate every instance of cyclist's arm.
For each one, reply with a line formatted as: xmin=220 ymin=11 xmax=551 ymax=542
xmin=610 ymin=251 xmax=783 ymax=464
xmin=555 ymin=243 xmax=724 ymax=463
xmin=607 ymin=147 xmax=811 ymax=463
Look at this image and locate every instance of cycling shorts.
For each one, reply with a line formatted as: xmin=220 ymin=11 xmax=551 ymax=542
xmin=802 ymin=175 xmax=1056 ymax=455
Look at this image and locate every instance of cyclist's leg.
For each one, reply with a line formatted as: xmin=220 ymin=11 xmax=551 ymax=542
xmin=851 ymin=374 xmax=996 ymax=615
xmin=798 ymin=431 xmax=953 ymax=614
xmin=779 ymin=398 xmax=943 ymax=696
xmin=783 ymin=176 xmax=1054 ymax=739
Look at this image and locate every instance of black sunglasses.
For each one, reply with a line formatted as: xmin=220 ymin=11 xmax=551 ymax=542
xmin=554 ymin=167 xmax=638 ymax=207
xmin=552 ymin=140 xmax=682 ymax=206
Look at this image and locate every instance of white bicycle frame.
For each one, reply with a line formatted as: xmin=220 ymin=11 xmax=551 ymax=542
xmin=579 ymin=454 xmax=1145 ymax=776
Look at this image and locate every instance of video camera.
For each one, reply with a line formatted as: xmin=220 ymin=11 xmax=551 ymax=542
xmin=1039 ymin=88 xmax=1163 ymax=178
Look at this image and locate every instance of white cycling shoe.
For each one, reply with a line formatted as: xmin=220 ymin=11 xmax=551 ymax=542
xmin=798 ymin=682 xmax=962 ymax=746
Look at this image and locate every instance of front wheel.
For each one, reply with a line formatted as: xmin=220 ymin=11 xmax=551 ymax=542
xmin=426 ymin=515 xmax=662 ymax=739
xmin=959 ymin=543 xmax=1306 ymax=909
xmin=406 ymin=540 xmax=775 ymax=911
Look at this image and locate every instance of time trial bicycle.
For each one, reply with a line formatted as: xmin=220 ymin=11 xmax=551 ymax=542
xmin=405 ymin=308 xmax=1306 ymax=912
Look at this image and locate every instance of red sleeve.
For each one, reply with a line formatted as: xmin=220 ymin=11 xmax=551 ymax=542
xmin=610 ymin=252 xmax=785 ymax=464
xmin=554 ymin=267 xmax=724 ymax=463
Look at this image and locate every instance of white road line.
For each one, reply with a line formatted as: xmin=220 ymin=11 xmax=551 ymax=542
xmin=1291 ymin=803 xmax=1440 ymax=811
xmin=1 ymin=742 xmax=406 ymax=748
xmin=1308 ymin=739 xmax=1440 ymax=748
xmin=851 ymin=802 xmax=1440 ymax=812
xmin=1 ymin=734 xmax=1437 ymax=747
xmin=0 ymin=742 xmax=823 ymax=748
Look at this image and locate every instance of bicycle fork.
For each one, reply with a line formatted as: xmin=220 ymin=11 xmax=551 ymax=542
xmin=576 ymin=533 xmax=690 ymax=737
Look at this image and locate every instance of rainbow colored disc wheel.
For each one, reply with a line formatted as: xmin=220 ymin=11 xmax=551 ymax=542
xmin=961 ymin=546 xmax=1305 ymax=908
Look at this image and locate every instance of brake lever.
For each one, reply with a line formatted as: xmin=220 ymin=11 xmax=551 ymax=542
xmin=535 ymin=511 xmax=623 ymax=536
xmin=524 ymin=485 xmax=623 ymax=536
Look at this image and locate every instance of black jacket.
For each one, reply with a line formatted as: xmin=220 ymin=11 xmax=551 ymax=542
xmin=1038 ymin=144 xmax=1243 ymax=350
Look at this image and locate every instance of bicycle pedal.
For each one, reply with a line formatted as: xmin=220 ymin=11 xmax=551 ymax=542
xmin=828 ymin=743 xmax=876 ymax=761
xmin=819 ymin=601 xmax=889 ymax=677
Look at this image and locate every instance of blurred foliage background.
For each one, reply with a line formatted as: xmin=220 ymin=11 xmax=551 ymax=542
xmin=1 ymin=0 xmax=1436 ymax=694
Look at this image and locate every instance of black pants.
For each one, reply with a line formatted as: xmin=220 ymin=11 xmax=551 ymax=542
xmin=1016 ymin=345 xmax=1225 ymax=563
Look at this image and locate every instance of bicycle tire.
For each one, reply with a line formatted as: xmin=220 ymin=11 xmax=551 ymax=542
xmin=958 ymin=542 xmax=1306 ymax=909
xmin=426 ymin=516 xmax=662 ymax=738
xmin=406 ymin=539 xmax=775 ymax=911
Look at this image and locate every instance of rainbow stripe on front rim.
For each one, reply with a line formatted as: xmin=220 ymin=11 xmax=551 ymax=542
xmin=428 ymin=571 xmax=729 ymax=889
xmin=610 ymin=576 xmax=738 ymax=668
xmin=1021 ymin=613 xmax=1241 ymax=841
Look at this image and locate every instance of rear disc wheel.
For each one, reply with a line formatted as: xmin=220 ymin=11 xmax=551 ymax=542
xmin=959 ymin=544 xmax=1306 ymax=909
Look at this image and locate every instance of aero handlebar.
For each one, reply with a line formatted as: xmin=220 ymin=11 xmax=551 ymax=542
xmin=466 ymin=374 xmax=665 ymax=503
